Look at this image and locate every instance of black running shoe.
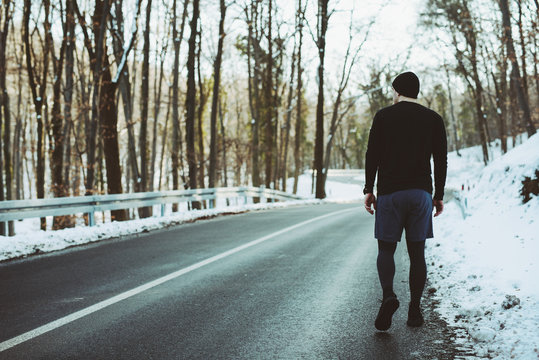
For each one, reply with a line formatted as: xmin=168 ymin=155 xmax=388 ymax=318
xmin=375 ymin=295 xmax=400 ymax=331
xmin=406 ymin=306 xmax=424 ymax=327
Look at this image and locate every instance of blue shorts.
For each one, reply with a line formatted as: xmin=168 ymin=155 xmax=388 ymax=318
xmin=375 ymin=189 xmax=433 ymax=242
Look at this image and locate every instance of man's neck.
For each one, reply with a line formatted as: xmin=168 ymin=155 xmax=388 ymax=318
xmin=396 ymin=95 xmax=418 ymax=104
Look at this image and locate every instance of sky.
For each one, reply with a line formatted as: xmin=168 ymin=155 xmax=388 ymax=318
xmin=33 ymin=0 xmax=455 ymax=103
xmin=217 ymin=0 xmax=451 ymax=98
xmin=196 ymin=0 xmax=441 ymax=108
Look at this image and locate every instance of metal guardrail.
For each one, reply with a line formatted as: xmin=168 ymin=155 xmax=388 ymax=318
xmin=0 ymin=186 xmax=305 ymax=226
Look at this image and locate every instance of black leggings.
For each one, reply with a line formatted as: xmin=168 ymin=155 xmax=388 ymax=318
xmin=377 ymin=239 xmax=426 ymax=307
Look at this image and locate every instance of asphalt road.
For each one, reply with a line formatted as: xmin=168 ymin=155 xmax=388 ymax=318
xmin=0 ymin=203 xmax=469 ymax=359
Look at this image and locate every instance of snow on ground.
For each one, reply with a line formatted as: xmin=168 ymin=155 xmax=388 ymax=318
xmin=287 ymin=172 xmax=364 ymax=201
xmin=427 ymin=134 xmax=539 ymax=359
xmin=0 ymin=175 xmax=362 ymax=262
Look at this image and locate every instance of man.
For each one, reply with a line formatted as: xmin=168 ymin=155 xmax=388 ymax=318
xmin=363 ymin=71 xmax=447 ymax=331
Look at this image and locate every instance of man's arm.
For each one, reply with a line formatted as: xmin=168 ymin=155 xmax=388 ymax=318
xmin=364 ymin=114 xmax=380 ymax=195
xmin=433 ymin=115 xmax=447 ymax=202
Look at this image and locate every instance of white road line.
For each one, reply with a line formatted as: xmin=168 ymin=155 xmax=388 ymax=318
xmin=0 ymin=207 xmax=359 ymax=352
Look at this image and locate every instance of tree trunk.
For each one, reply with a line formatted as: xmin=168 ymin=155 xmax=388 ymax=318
xmin=0 ymin=0 xmax=14 ymax=235
xmin=137 ymin=0 xmax=152 ymax=218
xmin=471 ymin=69 xmax=490 ymax=164
xmin=100 ymin=60 xmax=128 ymax=221
xmin=293 ymin=0 xmax=305 ymax=195
xmin=264 ymin=0 xmax=274 ymax=189
xmin=499 ymin=0 xmax=536 ymax=137
xmin=516 ymin=0 xmax=530 ymax=104
xmin=218 ymin=97 xmax=228 ymax=188
xmin=444 ymin=67 xmax=461 ymax=155
xmin=209 ymin=0 xmax=227 ymax=190
xmin=509 ymin=76 xmax=519 ymax=146
xmin=452 ymin=24 xmax=489 ymax=164
xmin=63 ymin=0 xmax=75 ymax=201
xmin=112 ymin=0 xmax=139 ymax=193
xmin=282 ymin=45 xmax=296 ymax=192
xmin=50 ymin=16 xmax=68 ymax=230
xmin=245 ymin=3 xmax=260 ymax=190
xmin=150 ymin=23 xmax=168 ymax=192
xmin=195 ymin=28 xmax=207 ymax=192
xmin=314 ymin=0 xmax=328 ymax=199
xmin=14 ymin=42 xmax=24 ymax=201
xmin=159 ymin=86 xmax=172 ymax=190
xmin=185 ymin=0 xmax=200 ymax=208
xmin=491 ymin=71 xmax=508 ymax=154
xmin=534 ymin=47 xmax=539 ymax=107
xmin=171 ymin=0 xmax=189 ymax=210
xmin=23 ymin=0 xmax=50 ymax=230
xmin=77 ymin=0 xmax=111 ymax=203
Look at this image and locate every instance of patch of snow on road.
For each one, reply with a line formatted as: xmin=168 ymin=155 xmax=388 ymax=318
xmin=427 ymin=134 xmax=539 ymax=359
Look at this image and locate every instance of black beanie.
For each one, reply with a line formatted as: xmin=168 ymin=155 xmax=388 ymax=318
xmin=392 ymin=71 xmax=420 ymax=99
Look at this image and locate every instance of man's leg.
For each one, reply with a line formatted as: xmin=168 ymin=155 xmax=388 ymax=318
xmin=406 ymin=239 xmax=426 ymax=326
xmin=377 ymin=239 xmax=397 ymax=298
xmin=375 ymin=239 xmax=400 ymax=331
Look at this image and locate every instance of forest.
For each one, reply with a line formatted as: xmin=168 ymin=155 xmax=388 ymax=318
xmin=0 ymin=0 xmax=537 ymax=235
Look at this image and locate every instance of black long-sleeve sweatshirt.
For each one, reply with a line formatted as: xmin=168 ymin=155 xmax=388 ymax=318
xmin=364 ymin=101 xmax=447 ymax=200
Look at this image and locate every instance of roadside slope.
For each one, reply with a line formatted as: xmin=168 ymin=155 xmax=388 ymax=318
xmin=427 ymin=134 xmax=539 ymax=359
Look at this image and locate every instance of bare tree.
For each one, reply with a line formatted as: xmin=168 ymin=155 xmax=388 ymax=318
xmin=499 ymin=0 xmax=535 ymax=137
xmin=76 ymin=0 xmax=141 ymax=221
xmin=424 ymin=0 xmax=490 ymax=164
xmin=111 ymin=0 xmax=139 ymax=194
xmin=209 ymin=0 xmax=228 ymax=190
xmin=264 ymin=0 xmax=274 ymax=188
xmin=138 ymin=0 xmax=153 ymax=218
xmin=63 ymin=0 xmax=76 ymax=204
xmin=314 ymin=0 xmax=329 ymax=199
xmin=218 ymin=96 xmax=229 ymax=188
xmin=244 ymin=1 xmax=262 ymax=189
xmin=185 ymin=0 xmax=201 ymax=208
xmin=444 ymin=65 xmax=462 ymax=155
xmin=321 ymin=10 xmax=371 ymax=191
xmin=23 ymin=0 xmax=51 ymax=230
xmin=74 ymin=0 xmax=108 ymax=199
xmin=195 ymin=25 xmax=208 ymax=191
xmin=50 ymin=0 xmax=69 ymax=229
xmin=13 ymin=35 xmax=25 ymax=202
xmin=293 ymin=0 xmax=306 ymax=194
xmin=0 ymin=0 xmax=13 ymax=235
xmin=281 ymin=43 xmax=296 ymax=192
xmin=171 ymin=0 xmax=190 ymax=211
xmin=150 ymin=1 xmax=169 ymax=191
xmin=516 ymin=0 xmax=530 ymax=105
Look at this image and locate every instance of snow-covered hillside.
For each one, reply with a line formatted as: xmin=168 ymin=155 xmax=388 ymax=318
xmin=428 ymin=134 xmax=539 ymax=359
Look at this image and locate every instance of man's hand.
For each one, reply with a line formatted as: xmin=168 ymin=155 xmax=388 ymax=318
xmin=364 ymin=193 xmax=376 ymax=215
xmin=433 ymin=199 xmax=444 ymax=217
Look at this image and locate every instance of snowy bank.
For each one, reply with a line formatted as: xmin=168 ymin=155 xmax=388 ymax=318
xmin=427 ymin=134 xmax=539 ymax=359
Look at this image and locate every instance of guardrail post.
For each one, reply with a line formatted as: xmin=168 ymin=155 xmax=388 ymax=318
xmin=260 ymin=185 xmax=266 ymax=203
xmin=88 ymin=212 xmax=95 ymax=227
xmin=161 ymin=204 xmax=165 ymax=217
xmin=242 ymin=190 xmax=248 ymax=205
